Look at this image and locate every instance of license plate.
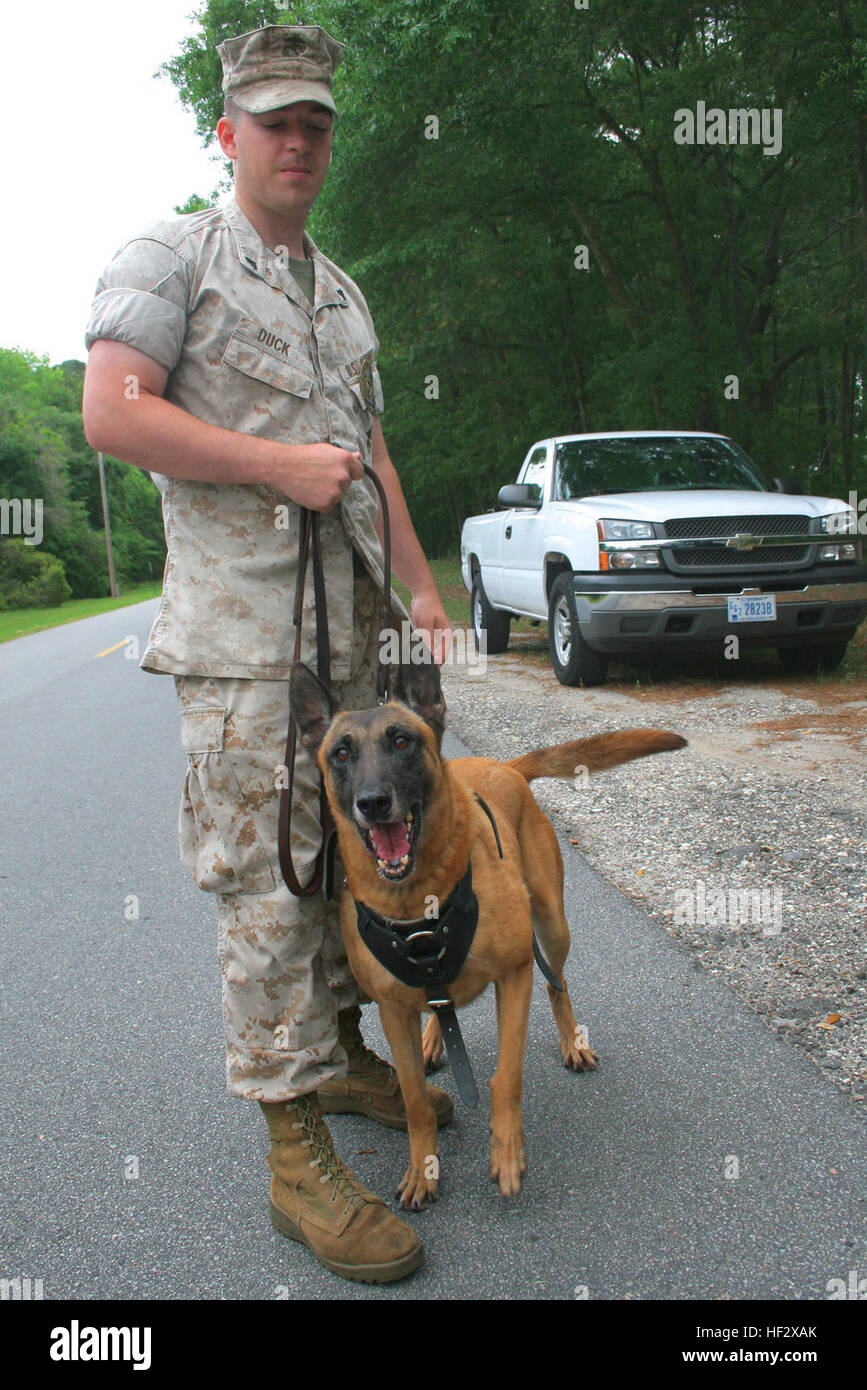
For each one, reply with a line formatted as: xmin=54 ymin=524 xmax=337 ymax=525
xmin=727 ymin=595 xmax=777 ymax=622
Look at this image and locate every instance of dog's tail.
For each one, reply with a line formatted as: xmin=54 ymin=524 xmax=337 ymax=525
xmin=505 ymin=729 xmax=687 ymax=782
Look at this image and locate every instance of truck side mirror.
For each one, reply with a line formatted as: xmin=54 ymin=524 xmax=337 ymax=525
xmin=772 ymin=475 xmax=803 ymax=495
xmin=498 ymin=483 xmax=542 ymax=509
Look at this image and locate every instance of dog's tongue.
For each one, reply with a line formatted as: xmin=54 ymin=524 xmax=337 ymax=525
xmin=370 ymin=820 xmax=410 ymax=861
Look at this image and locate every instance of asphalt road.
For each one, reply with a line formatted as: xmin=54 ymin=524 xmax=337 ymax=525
xmin=1 ymin=599 xmax=865 ymax=1302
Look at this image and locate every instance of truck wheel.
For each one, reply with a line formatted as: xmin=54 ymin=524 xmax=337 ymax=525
xmin=471 ymin=575 xmax=511 ymax=654
xmin=548 ymin=575 xmax=610 ymax=686
xmin=777 ymin=640 xmax=849 ymax=674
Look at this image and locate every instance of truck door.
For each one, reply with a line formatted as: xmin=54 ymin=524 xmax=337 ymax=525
xmin=498 ymin=444 xmax=549 ymax=613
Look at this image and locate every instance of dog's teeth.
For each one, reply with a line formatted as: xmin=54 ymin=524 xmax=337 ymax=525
xmin=399 ymin=854 xmax=409 ymax=866
xmin=405 ymin=811 xmax=414 ymax=824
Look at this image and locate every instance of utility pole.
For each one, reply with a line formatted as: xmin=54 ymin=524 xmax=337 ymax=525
xmin=97 ymin=452 xmax=118 ymax=597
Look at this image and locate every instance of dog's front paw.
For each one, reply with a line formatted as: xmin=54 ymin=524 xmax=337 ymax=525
xmin=397 ymin=1161 xmax=439 ymax=1210
xmin=489 ymin=1133 xmax=526 ymax=1198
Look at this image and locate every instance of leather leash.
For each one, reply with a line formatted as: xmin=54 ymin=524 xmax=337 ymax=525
xmin=278 ymin=462 xmax=391 ymax=899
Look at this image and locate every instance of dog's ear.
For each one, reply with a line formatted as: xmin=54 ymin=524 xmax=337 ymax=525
xmin=289 ymin=662 xmax=337 ymax=751
xmin=391 ymin=659 xmax=447 ymax=745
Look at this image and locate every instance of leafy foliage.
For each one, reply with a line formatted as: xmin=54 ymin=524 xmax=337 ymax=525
xmin=0 ymin=350 xmax=166 ymax=607
xmin=162 ymin=0 xmax=865 ymax=551
xmin=0 ymin=537 xmax=72 ymax=611
xmin=2 ymin=0 xmax=863 ymax=608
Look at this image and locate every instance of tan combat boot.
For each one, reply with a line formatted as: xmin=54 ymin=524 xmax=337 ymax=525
xmin=260 ymin=1093 xmax=423 ymax=1283
xmin=318 ymin=1004 xmax=454 ymax=1130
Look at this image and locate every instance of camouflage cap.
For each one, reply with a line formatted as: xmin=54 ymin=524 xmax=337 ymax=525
xmin=218 ymin=25 xmax=344 ymax=118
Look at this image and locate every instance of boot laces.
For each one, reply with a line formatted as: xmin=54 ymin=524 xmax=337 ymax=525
xmin=291 ymin=1096 xmax=368 ymax=1210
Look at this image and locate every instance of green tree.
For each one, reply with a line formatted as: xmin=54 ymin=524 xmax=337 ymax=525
xmin=0 ymin=348 xmax=166 ymax=599
xmin=157 ymin=0 xmax=866 ymax=553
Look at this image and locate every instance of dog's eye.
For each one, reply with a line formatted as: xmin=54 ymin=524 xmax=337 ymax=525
xmin=333 ymin=745 xmax=351 ymax=762
xmin=393 ymin=734 xmax=409 ymax=750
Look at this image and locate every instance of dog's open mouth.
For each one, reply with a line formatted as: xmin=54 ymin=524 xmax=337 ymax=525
xmin=357 ymin=805 xmax=422 ymax=881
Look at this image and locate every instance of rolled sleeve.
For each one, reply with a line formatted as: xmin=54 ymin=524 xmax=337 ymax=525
xmin=85 ymin=237 xmax=191 ymax=372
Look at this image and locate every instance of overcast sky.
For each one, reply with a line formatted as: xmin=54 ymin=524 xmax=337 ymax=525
xmin=4 ymin=0 xmax=226 ymax=365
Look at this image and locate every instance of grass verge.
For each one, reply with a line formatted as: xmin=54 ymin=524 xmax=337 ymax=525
xmin=0 ymin=583 xmax=163 ymax=644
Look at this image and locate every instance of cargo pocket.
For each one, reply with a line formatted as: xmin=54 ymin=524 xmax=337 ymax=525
xmin=178 ymin=706 xmax=276 ymax=894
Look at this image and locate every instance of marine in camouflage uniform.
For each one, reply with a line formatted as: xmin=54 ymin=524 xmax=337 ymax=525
xmin=86 ymin=185 xmax=405 ymax=1100
xmin=83 ymin=23 xmax=452 ymax=1281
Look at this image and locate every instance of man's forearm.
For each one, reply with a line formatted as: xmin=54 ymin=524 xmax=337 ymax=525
xmin=82 ymin=341 xmax=363 ymax=512
xmin=84 ymin=386 xmax=290 ymax=489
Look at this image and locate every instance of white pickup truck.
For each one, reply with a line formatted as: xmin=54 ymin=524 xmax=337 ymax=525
xmin=460 ymin=431 xmax=867 ymax=685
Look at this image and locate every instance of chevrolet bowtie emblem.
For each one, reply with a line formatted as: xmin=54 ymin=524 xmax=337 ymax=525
xmin=726 ymin=533 xmax=762 ymax=550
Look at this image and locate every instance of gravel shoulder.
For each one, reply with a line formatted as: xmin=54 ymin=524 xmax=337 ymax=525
xmin=440 ymin=635 xmax=867 ymax=1107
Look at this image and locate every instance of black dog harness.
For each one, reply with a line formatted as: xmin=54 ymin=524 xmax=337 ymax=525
xmin=354 ymin=795 xmax=564 ymax=1107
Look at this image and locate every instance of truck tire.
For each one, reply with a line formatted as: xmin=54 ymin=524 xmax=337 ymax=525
xmin=548 ymin=574 xmax=610 ymax=686
xmin=471 ymin=575 xmax=511 ymax=654
xmin=777 ymin=640 xmax=849 ymax=674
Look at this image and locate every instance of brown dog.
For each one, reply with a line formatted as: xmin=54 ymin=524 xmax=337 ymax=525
xmin=289 ymin=660 xmax=686 ymax=1208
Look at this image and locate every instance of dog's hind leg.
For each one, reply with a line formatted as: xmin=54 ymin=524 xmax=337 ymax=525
xmin=490 ymin=961 xmax=534 ymax=1196
xmin=517 ymin=803 xmax=598 ymax=1071
xmin=421 ymin=1013 xmax=444 ymax=1069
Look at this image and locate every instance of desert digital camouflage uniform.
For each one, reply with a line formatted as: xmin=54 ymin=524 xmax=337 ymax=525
xmin=85 ymin=192 xmax=408 ymax=1098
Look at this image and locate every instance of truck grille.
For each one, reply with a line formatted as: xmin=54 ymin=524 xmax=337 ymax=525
xmin=664 ymin=514 xmax=811 ymax=539
xmin=671 ymin=545 xmax=811 ymax=567
xmin=662 ymin=514 xmax=814 ymax=573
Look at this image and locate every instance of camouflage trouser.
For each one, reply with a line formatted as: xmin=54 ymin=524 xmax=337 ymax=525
xmin=173 ymin=567 xmax=388 ymax=1101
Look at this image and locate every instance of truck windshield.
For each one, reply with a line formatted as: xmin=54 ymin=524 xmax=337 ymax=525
xmin=554 ymin=436 xmax=768 ymax=498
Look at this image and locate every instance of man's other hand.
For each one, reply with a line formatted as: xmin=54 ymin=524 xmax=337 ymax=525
xmin=410 ymin=587 xmax=453 ymax=666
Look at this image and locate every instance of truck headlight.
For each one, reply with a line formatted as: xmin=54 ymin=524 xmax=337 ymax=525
xmin=815 ymin=511 xmax=856 ymax=536
xmin=597 ymin=519 xmax=657 ymax=541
